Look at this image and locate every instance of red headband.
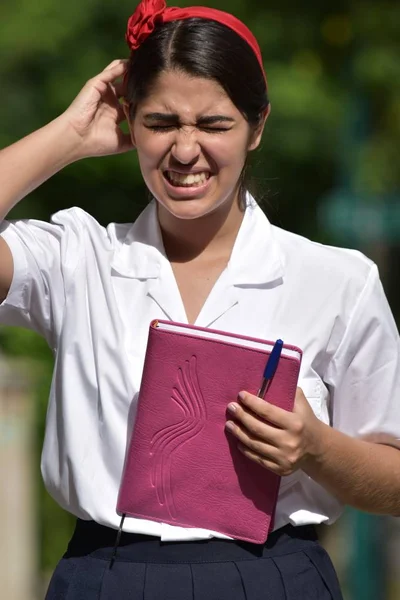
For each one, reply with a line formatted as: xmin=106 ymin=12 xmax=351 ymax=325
xmin=126 ymin=0 xmax=266 ymax=81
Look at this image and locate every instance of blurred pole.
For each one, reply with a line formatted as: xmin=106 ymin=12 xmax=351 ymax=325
xmin=0 ymin=355 xmax=37 ymax=600
xmin=346 ymin=509 xmax=388 ymax=600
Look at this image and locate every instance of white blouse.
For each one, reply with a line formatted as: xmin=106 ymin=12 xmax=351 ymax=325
xmin=1 ymin=195 xmax=399 ymax=541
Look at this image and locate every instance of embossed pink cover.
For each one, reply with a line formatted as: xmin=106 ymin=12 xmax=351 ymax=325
xmin=117 ymin=320 xmax=302 ymax=544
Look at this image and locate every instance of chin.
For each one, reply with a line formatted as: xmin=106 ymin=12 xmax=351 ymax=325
xmin=158 ymin=196 xmax=225 ymax=221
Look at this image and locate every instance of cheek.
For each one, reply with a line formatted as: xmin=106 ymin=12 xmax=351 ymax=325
xmin=133 ymin=130 xmax=170 ymax=168
xmin=137 ymin=141 xmax=163 ymax=163
xmin=205 ymin=131 xmax=249 ymax=166
xmin=211 ymin=143 xmax=248 ymax=172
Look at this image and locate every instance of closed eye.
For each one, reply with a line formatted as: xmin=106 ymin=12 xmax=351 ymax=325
xmin=146 ymin=125 xmax=231 ymax=134
xmin=200 ymin=127 xmax=231 ymax=133
xmin=146 ymin=125 xmax=175 ymax=132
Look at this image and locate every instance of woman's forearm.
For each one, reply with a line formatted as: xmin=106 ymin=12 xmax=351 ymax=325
xmin=0 ymin=116 xmax=80 ymax=221
xmin=303 ymin=422 xmax=400 ymax=516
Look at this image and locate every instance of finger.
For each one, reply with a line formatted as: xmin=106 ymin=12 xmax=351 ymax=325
xmin=238 ymin=391 xmax=293 ymax=428
xmin=104 ymin=58 xmax=129 ymax=72
xmin=114 ymin=81 xmax=127 ymax=99
xmin=106 ymin=83 xmax=126 ymax=106
xmin=97 ymin=61 xmax=129 ymax=86
xmin=85 ymin=65 xmax=129 ymax=100
xmin=237 ymin=444 xmax=286 ymax=476
xmin=225 ymin=419 xmax=280 ymax=459
xmin=227 ymin=402 xmax=282 ymax=445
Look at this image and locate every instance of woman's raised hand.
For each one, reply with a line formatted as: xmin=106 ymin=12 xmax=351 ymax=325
xmin=61 ymin=59 xmax=134 ymax=159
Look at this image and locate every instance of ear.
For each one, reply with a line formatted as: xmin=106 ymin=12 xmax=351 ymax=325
xmin=248 ymin=103 xmax=271 ymax=151
xmin=122 ymin=100 xmax=137 ymax=148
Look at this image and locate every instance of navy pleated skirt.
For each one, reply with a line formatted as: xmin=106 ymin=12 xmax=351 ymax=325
xmin=45 ymin=519 xmax=344 ymax=599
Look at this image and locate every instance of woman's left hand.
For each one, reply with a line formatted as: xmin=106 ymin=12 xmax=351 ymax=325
xmin=225 ymin=387 xmax=324 ymax=477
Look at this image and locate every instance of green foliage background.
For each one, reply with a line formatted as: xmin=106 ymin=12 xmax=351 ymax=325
xmin=0 ymin=0 xmax=399 ymax=579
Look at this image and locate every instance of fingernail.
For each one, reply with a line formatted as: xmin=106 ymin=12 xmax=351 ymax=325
xmin=238 ymin=391 xmax=247 ymax=401
xmin=225 ymin=421 xmax=235 ymax=432
xmin=227 ymin=403 xmax=237 ymax=413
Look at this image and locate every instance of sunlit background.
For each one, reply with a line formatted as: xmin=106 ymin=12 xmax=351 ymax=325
xmin=0 ymin=0 xmax=399 ymax=598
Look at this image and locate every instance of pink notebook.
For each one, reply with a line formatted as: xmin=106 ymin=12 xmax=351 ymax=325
xmin=117 ymin=320 xmax=302 ymax=544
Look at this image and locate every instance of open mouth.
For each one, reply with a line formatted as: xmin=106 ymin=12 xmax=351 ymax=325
xmin=163 ymin=170 xmax=211 ymax=188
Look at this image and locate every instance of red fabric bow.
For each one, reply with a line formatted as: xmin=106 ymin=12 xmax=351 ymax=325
xmin=126 ymin=0 xmax=166 ymax=51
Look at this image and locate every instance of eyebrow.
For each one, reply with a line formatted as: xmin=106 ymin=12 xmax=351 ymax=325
xmin=143 ymin=112 xmax=235 ymax=125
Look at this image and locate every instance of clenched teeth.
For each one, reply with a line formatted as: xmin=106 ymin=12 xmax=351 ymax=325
xmin=165 ymin=171 xmax=210 ymax=187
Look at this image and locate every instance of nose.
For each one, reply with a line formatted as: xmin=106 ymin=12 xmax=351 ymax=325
xmin=170 ymin=128 xmax=201 ymax=165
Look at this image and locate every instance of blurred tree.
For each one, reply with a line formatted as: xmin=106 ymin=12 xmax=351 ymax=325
xmin=1 ymin=0 xmax=399 ymax=581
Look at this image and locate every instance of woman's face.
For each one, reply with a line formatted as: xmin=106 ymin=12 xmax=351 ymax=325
xmin=128 ymin=70 xmax=266 ymax=221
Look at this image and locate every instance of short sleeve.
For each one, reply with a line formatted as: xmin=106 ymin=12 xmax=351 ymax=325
xmin=0 ymin=211 xmax=81 ymax=347
xmin=325 ymin=264 xmax=400 ymax=440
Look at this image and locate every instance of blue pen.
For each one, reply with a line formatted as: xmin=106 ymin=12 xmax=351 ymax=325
xmin=257 ymin=339 xmax=284 ymax=398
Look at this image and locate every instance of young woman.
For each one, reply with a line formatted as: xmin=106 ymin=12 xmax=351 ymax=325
xmin=1 ymin=1 xmax=399 ymax=598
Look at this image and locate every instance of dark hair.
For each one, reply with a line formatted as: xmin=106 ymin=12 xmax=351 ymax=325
xmin=126 ymin=18 xmax=269 ymax=125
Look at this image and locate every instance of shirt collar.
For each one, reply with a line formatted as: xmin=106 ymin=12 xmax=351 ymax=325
xmin=111 ymin=194 xmax=284 ymax=285
xmin=227 ymin=195 xmax=284 ymax=285
xmin=111 ymin=201 xmax=165 ymax=279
